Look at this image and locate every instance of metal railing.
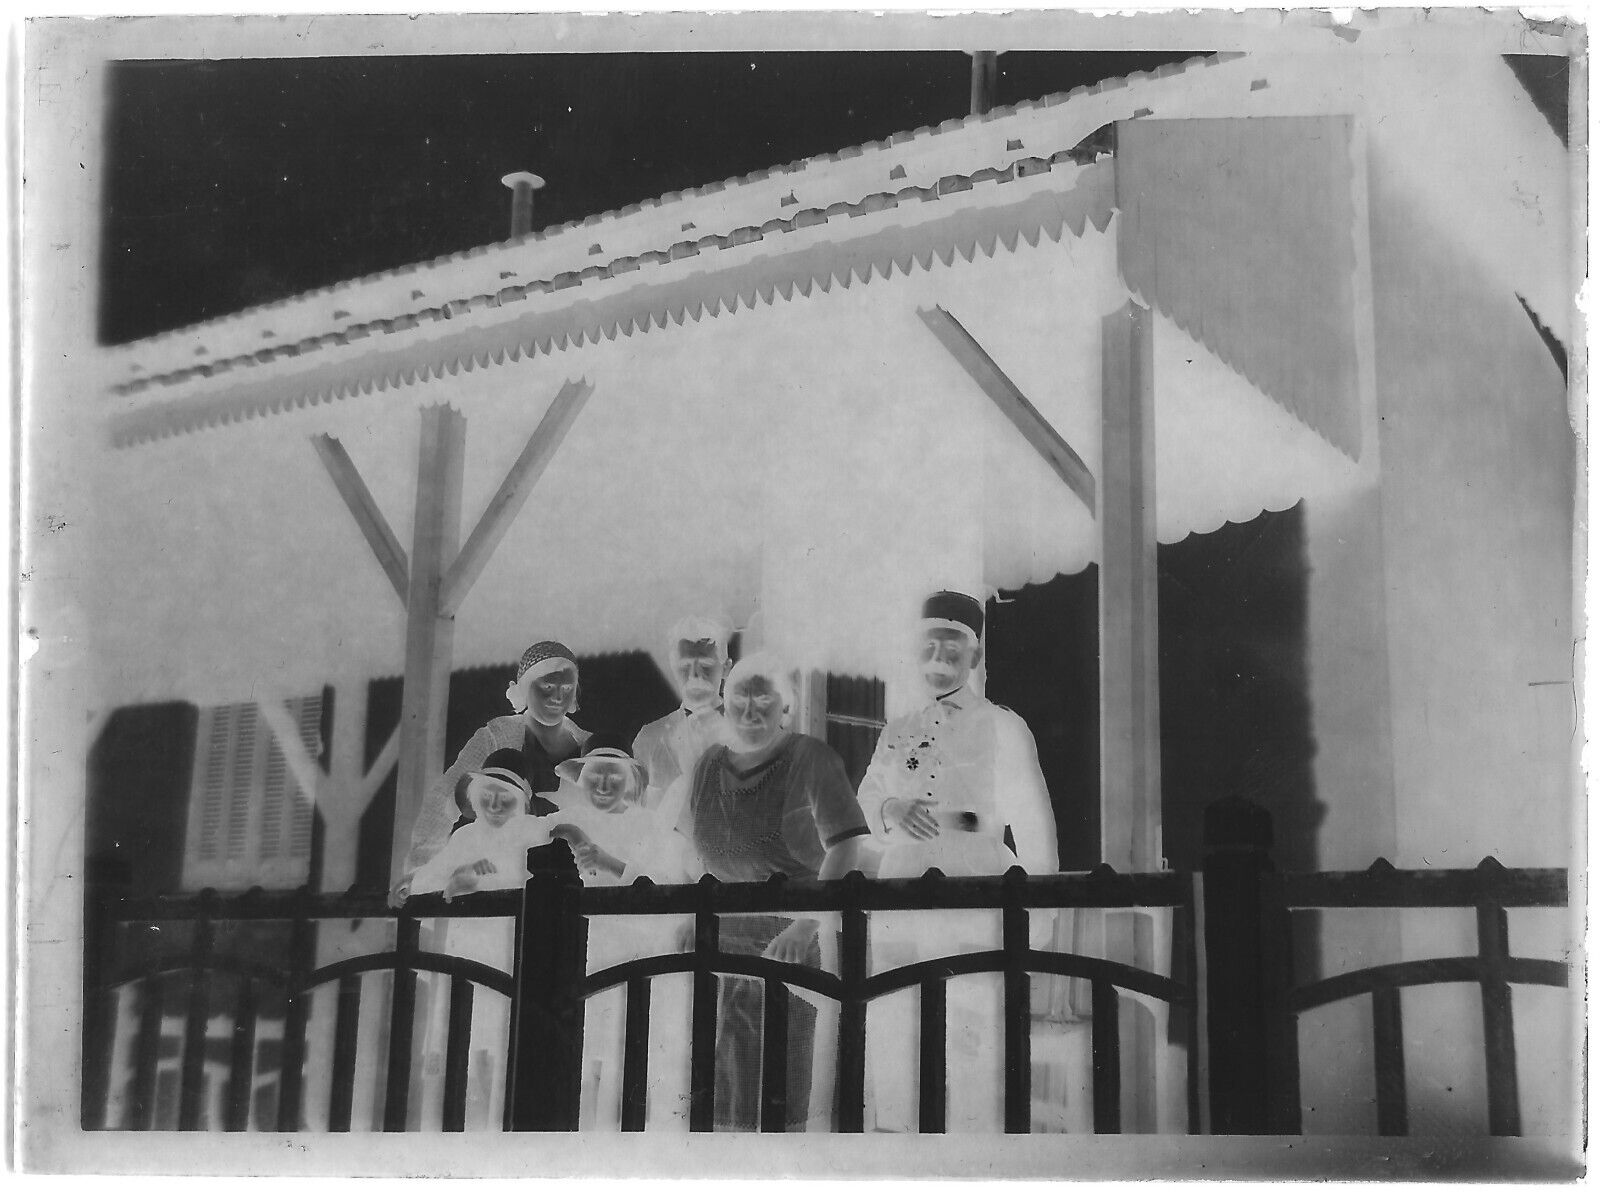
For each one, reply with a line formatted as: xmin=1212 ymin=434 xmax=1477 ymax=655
xmin=82 ymin=797 xmax=1572 ymax=1136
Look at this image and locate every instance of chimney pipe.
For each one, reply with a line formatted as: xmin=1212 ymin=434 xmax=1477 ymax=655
xmin=968 ymin=51 xmax=999 ymax=116
xmin=501 ymin=171 xmax=546 ymax=239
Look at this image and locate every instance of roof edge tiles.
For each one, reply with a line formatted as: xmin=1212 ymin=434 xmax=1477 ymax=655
xmin=110 ymin=52 xmax=1238 ymax=362
xmin=111 ymin=146 xmax=1108 ymax=402
xmin=109 ymin=162 xmax=1115 ymax=449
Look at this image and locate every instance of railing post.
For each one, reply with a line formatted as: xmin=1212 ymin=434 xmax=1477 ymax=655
xmin=505 ymin=839 xmax=588 ymax=1131
xmin=1200 ymin=796 xmax=1300 ymax=1133
xmin=834 ymin=871 xmax=869 ymax=1133
xmin=1002 ymin=867 xmax=1032 ymax=1134
xmin=1475 ymin=859 xmax=1522 ymax=1136
xmin=177 ymin=890 xmax=219 ymax=1130
xmin=81 ymin=857 xmax=130 ymax=1130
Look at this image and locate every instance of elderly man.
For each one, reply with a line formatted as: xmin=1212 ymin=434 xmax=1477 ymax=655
xmin=858 ymin=590 xmax=1059 ymax=1132
xmin=631 ymin=615 xmax=733 ymax=811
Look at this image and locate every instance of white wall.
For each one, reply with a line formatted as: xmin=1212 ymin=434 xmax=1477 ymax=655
xmin=1297 ymin=128 xmax=1577 ymax=1140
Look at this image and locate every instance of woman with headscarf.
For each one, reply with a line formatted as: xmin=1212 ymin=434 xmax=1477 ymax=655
xmin=392 ymin=640 xmax=590 ymax=902
xmin=667 ymin=651 xmax=872 ymax=1131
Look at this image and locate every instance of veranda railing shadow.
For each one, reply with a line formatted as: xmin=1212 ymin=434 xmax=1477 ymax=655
xmin=81 ymin=884 xmax=523 ymax=1132
xmin=81 ymin=797 xmax=1573 ymax=1138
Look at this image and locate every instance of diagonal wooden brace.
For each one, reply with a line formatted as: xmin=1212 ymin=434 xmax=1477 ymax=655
xmin=311 ymin=434 xmax=411 ymax=602
xmin=439 ymin=376 xmax=594 ymax=617
xmin=917 ymin=304 xmax=1097 ymax=516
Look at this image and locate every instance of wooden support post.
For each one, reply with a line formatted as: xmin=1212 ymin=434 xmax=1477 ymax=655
xmin=388 ymin=405 xmax=467 ymax=883
xmin=310 ymin=380 xmax=588 ymax=887
xmin=439 ymin=377 xmax=593 ymax=617
xmin=1098 ymin=299 xmax=1164 ymax=1131
xmin=1099 ymin=299 xmax=1160 ymax=873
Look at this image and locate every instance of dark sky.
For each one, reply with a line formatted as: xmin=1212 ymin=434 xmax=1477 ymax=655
xmin=99 ymin=51 xmax=1196 ymax=345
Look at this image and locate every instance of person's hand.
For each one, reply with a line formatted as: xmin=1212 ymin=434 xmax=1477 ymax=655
xmin=763 ymin=920 xmax=818 ymax=965
xmin=387 ymin=876 xmax=414 ymax=908
xmin=884 ymin=797 xmax=941 ymax=841
xmin=570 ymin=839 xmax=599 ymax=871
xmin=549 ymin=823 xmax=592 ymax=849
xmin=444 ymin=860 xmax=493 ymax=901
xmin=571 ymin=841 xmax=625 ymax=877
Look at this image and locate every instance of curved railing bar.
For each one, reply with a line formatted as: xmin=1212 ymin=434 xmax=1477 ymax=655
xmin=304 ymin=952 xmax=515 ymax=997
xmin=105 ymin=950 xmax=515 ymax=998
xmin=104 ymin=953 xmax=294 ymax=991
xmin=582 ymin=952 xmax=845 ymax=1000
xmin=1291 ymin=956 xmax=1569 ymax=1013
xmin=582 ymin=946 xmax=1191 ymax=1006
xmin=861 ymin=950 xmax=1193 ymax=1005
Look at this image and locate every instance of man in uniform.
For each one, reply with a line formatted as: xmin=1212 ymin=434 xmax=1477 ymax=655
xmin=857 ymin=590 xmax=1059 ymax=1131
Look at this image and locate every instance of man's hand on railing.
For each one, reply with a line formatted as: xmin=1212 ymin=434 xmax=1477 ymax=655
xmin=763 ymin=918 xmax=819 ymax=964
xmin=386 ymin=876 xmax=414 ymax=908
xmin=883 ymin=796 xmax=941 ymax=841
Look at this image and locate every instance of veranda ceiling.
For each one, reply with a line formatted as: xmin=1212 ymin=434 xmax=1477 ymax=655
xmin=87 ymin=154 xmax=1356 ymax=711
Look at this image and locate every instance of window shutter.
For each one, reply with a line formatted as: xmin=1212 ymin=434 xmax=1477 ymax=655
xmin=182 ymin=692 xmax=323 ymax=890
xmin=225 ymin=703 xmax=259 ymax=862
xmin=193 ymin=706 xmax=229 ymax=863
xmin=821 ymin=673 xmax=885 ymax=790
xmin=287 ymin=697 xmax=319 ymax=860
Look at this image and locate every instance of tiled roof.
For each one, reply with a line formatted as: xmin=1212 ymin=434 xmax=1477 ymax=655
xmin=110 ymin=157 xmax=1116 ymax=447
xmin=109 ymin=51 xmax=1241 ymax=392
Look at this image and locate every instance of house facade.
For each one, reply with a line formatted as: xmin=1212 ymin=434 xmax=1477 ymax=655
xmin=21 ymin=15 xmax=1580 ymax=1167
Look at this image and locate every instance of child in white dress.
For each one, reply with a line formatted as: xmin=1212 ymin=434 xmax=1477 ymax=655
xmin=409 ymin=750 xmax=550 ymax=1129
xmin=548 ymin=735 xmax=694 ymax=1130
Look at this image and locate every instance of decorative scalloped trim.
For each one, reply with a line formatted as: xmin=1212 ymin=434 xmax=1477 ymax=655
xmin=110 ymin=166 xmax=1115 ymax=448
xmin=113 ymin=152 xmax=1118 ymax=399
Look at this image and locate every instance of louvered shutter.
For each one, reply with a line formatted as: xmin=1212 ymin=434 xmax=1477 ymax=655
xmin=181 ymin=693 xmax=322 ymax=890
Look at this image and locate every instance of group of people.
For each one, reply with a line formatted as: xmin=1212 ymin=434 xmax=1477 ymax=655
xmin=393 ymin=590 xmax=1060 ymax=1133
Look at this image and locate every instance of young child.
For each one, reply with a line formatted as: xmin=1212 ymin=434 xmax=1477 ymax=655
xmin=547 ymin=734 xmax=694 ymax=1130
xmin=548 ymin=735 xmax=693 ymax=887
xmin=409 ymin=748 xmax=549 ymax=1130
xmin=410 ymin=749 xmax=551 ymax=904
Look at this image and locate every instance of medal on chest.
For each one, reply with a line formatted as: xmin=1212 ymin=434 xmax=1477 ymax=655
xmin=901 ymin=704 xmax=948 ymax=802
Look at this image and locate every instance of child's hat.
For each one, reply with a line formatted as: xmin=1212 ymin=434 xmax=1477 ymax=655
xmin=474 ymin=747 xmax=533 ymax=793
xmin=454 ymin=747 xmax=532 ymax=815
xmin=554 ymin=730 xmax=648 ymax=790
